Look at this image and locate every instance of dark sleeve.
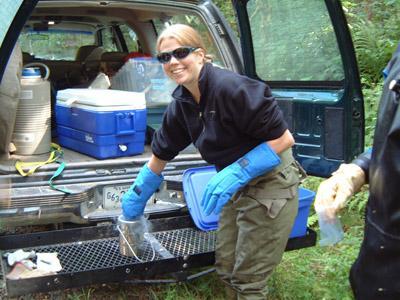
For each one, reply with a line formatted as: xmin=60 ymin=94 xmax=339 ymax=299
xmin=224 ymin=77 xmax=288 ymax=140
xmin=151 ymin=101 xmax=192 ymax=161
xmin=352 ymin=148 xmax=372 ymax=182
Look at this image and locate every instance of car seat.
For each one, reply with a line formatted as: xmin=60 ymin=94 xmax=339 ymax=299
xmin=100 ymin=51 xmax=128 ymax=76
xmin=75 ymin=45 xmax=104 ymax=83
xmin=75 ymin=45 xmax=104 ymax=62
xmin=22 ymin=52 xmax=34 ymax=64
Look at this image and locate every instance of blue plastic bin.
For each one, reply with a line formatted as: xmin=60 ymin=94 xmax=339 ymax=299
xmin=183 ymin=166 xmax=219 ymax=231
xmin=290 ymin=187 xmax=315 ymax=238
xmin=182 ymin=166 xmax=315 ymax=237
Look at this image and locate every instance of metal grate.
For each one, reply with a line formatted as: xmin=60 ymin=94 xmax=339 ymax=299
xmin=17 ymin=228 xmax=216 ymax=274
xmin=157 ymin=228 xmax=216 ymax=257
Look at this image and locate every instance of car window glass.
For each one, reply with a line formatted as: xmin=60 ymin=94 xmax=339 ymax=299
xmin=99 ymin=27 xmax=119 ymax=52
xmin=0 ymin=0 xmax=23 ymax=48
xmin=153 ymin=15 xmax=225 ymax=67
xmin=18 ymin=29 xmax=95 ymax=61
xmin=120 ymin=24 xmax=139 ymax=52
xmin=247 ymin=0 xmax=344 ymax=81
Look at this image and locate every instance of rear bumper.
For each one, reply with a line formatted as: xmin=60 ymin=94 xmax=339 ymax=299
xmin=0 ymin=182 xmax=186 ymax=226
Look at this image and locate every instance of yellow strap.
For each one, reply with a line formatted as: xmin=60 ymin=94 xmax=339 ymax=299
xmin=15 ymin=143 xmax=63 ymax=176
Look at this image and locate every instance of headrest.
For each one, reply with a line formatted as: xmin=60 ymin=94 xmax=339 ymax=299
xmin=75 ymin=45 xmax=104 ymax=62
xmin=22 ymin=52 xmax=34 ymax=63
xmin=101 ymin=52 xmax=128 ymax=61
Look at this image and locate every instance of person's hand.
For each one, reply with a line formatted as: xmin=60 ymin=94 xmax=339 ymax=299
xmin=201 ymin=143 xmax=281 ymax=215
xmin=314 ymin=163 xmax=366 ymax=219
xmin=121 ymin=163 xmax=163 ymax=220
xmin=201 ymin=164 xmax=243 ymax=215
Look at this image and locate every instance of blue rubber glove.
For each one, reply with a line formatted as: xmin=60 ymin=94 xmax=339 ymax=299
xmin=122 ymin=163 xmax=163 ymax=220
xmin=201 ymin=143 xmax=281 ymax=215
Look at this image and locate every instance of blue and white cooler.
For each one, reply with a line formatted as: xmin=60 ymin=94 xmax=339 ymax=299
xmin=55 ymin=89 xmax=146 ymax=159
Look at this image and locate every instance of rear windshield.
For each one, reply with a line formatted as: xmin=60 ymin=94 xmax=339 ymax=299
xmin=18 ymin=29 xmax=95 ymax=60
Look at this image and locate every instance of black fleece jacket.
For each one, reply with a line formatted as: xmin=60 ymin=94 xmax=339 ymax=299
xmin=151 ymin=63 xmax=288 ymax=170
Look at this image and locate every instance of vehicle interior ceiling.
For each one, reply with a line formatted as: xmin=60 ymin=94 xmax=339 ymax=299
xmin=1 ymin=1 xmax=188 ymax=167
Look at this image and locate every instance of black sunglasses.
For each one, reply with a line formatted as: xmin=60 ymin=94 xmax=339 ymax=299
xmin=156 ymin=47 xmax=198 ymax=64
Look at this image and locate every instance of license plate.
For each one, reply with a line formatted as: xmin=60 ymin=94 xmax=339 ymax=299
xmin=103 ymin=184 xmax=131 ymax=210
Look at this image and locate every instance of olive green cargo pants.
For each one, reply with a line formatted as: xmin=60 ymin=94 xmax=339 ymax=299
xmin=215 ymin=149 xmax=301 ymax=300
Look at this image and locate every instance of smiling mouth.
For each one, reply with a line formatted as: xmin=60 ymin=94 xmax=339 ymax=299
xmin=171 ymin=68 xmax=185 ymax=75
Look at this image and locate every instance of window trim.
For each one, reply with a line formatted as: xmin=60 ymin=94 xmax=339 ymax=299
xmin=267 ymin=80 xmax=344 ymax=90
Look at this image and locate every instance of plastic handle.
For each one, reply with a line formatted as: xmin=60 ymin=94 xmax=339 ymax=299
xmin=65 ymin=98 xmax=78 ymax=107
xmin=23 ymin=62 xmax=50 ymax=80
xmin=119 ymin=145 xmax=128 ymax=152
xmin=116 ymin=112 xmax=136 ymax=135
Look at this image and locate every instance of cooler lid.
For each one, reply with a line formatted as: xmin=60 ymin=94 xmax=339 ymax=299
xmin=56 ymin=89 xmax=146 ymax=110
xmin=182 ymin=166 xmax=219 ymax=231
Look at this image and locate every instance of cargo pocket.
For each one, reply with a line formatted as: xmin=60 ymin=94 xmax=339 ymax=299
xmin=243 ymin=162 xmax=300 ymax=218
xmin=256 ymin=198 xmax=288 ymax=219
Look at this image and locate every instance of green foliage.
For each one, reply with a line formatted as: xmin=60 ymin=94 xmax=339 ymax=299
xmin=348 ymin=187 xmax=369 ymax=214
xmin=268 ymin=210 xmax=364 ymax=300
xmin=343 ymin=0 xmax=400 ymax=85
xmin=212 ymin=0 xmax=237 ymax=34
xmin=301 ymin=176 xmax=323 ymax=227
xmin=244 ymin=0 xmax=344 ymax=81
xmin=362 ymin=82 xmax=382 ymax=147
xmin=66 ymin=287 xmax=94 ymax=300
xmin=149 ymin=272 xmax=226 ymax=300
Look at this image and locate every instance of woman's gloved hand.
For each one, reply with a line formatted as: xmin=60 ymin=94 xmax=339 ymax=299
xmin=314 ymin=163 xmax=366 ymax=219
xmin=201 ymin=143 xmax=281 ymax=215
xmin=122 ymin=163 xmax=163 ymax=220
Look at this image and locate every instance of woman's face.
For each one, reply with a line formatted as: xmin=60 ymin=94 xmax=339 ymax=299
xmin=158 ymin=37 xmax=204 ymax=89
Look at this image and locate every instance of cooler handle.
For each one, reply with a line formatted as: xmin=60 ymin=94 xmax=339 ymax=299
xmin=116 ymin=112 xmax=136 ymax=135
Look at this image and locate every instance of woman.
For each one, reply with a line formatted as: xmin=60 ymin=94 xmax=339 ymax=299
xmin=122 ymin=24 xmax=301 ymax=299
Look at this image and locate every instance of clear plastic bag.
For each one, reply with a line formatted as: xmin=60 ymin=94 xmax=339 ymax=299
xmin=316 ymin=206 xmax=344 ymax=246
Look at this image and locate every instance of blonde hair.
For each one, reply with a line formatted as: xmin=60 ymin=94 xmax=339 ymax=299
xmin=156 ymin=24 xmax=213 ymax=63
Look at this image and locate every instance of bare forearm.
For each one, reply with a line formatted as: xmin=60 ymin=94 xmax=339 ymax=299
xmin=266 ymin=129 xmax=295 ymax=154
xmin=148 ymin=154 xmax=167 ymax=175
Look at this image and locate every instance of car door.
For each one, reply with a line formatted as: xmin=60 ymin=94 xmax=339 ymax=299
xmin=0 ymin=0 xmax=38 ymax=81
xmin=231 ymin=0 xmax=364 ymax=177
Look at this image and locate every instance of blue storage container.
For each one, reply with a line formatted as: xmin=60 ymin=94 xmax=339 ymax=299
xmin=289 ymin=188 xmax=315 ymax=238
xmin=183 ymin=166 xmax=219 ymax=231
xmin=56 ymin=89 xmax=146 ymax=159
xmin=182 ymin=166 xmax=315 ymax=237
xmin=57 ymin=125 xmax=145 ymax=159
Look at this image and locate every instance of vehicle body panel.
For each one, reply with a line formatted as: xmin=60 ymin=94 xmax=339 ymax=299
xmin=232 ymin=0 xmax=364 ymax=177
